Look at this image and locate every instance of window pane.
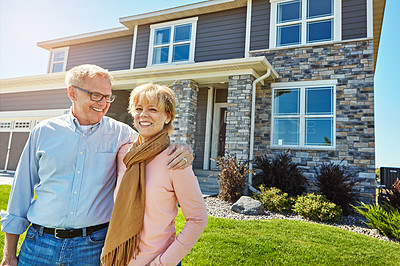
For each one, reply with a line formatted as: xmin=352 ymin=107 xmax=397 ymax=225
xmin=277 ymin=0 xmax=301 ymax=23
xmin=174 ymin=24 xmax=191 ymax=43
xmin=173 ymin=44 xmax=190 ymax=62
xmin=153 ymin=47 xmax=169 ymax=64
xmin=277 ymin=24 xmax=301 ymax=46
xmin=274 ymin=88 xmax=300 ymax=115
xmin=273 ymin=118 xmax=299 ymax=145
xmin=52 ymin=63 xmax=64 ymax=73
xmin=307 ymin=19 xmax=332 ymax=43
xmin=154 ymin=27 xmax=170 ymax=45
xmin=305 ymin=118 xmax=333 ymax=146
xmin=306 ymin=87 xmax=333 ymax=115
xmin=308 ymin=0 xmax=333 ymax=19
xmin=53 ymin=51 xmax=65 ymax=62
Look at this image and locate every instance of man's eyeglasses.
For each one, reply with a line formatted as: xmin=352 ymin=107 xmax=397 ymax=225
xmin=73 ymin=86 xmax=116 ymax=103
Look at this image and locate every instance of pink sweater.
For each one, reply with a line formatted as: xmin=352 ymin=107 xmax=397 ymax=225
xmin=115 ymin=144 xmax=208 ymax=266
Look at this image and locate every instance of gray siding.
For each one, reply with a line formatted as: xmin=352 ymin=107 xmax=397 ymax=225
xmin=251 ymin=0 xmax=270 ymax=51
xmin=193 ymin=87 xmax=208 ymax=169
xmin=215 ymin=88 xmax=227 ymax=103
xmin=134 ymin=25 xmax=151 ymax=69
xmin=107 ymin=90 xmax=133 ymax=125
xmin=195 ymin=7 xmax=247 ymax=62
xmin=66 ymin=35 xmax=133 ymax=71
xmin=342 ymin=0 xmax=367 ymax=40
xmin=0 ymin=89 xmax=71 ymax=112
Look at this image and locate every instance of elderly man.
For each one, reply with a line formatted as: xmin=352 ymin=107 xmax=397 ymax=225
xmin=1 ymin=64 xmax=193 ymax=266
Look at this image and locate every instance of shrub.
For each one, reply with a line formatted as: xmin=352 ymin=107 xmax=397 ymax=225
xmin=254 ymin=153 xmax=307 ymax=196
xmin=353 ymin=202 xmax=400 ymax=240
xmin=212 ymin=154 xmax=253 ymax=203
xmin=293 ymin=193 xmax=342 ymax=222
xmin=253 ymin=185 xmax=293 ymax=213
xmin=315 ymin=162 xmax=357 ymax=215
xmin=380 ymin=179 xmax=400 ymax=210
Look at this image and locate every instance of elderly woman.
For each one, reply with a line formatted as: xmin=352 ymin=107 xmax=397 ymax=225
xmin=101 ymin=83 xmax=208 ymax=266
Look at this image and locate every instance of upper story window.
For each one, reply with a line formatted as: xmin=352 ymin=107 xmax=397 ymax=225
xmin=148 ymin=17 xmax=198 ymax=66
xmin=271 ymin=80 xmax=336 ymax=149
xmin=270 ymin=0 xmax=341 ymax=48
xmin=48 ymin=47 xmax=69 ymax=73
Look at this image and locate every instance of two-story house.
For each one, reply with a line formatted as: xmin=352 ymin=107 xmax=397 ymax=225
xmin=0 ymin=0 xmax=385 ymax=203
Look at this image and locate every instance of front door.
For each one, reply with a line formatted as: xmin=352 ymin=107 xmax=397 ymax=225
xmin=211 ymin=103 xmax=228 ymax=170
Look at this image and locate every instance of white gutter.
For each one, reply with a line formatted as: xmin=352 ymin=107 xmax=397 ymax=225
xmin=248 ymin=69 xmax=271 ymax=192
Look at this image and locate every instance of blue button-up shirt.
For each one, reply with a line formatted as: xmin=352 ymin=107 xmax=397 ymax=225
xmin=1 ymin=112 xmax=137 ymax=234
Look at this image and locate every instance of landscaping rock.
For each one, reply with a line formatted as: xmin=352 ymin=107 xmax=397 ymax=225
xmin=231 ymin=196 xmax=265 ymax=215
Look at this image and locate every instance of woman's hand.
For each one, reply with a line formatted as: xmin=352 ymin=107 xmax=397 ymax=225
xmin=166 ymin=143 xmax=194 ymax=169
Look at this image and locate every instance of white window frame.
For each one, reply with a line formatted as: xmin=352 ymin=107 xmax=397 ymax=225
xmin=269 ymin=0 xmax=341 ymax=49
xmin=147 ymin=17 xmax=198 ymax=67
xmin=48 ymin=47 xmax=69 ymax=73
xmin=271 ymin=80 xmax=337 ymax=150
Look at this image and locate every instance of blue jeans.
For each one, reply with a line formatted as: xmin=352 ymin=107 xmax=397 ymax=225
xmin=18 ymin=225 xmax=108 ymax=266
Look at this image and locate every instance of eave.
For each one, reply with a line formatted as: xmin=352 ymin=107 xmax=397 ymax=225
xmin=120 ymin=0 xmax=247 ymax=29
xmin=0 ymin=57 xmax=278 ymax=94
xmin=373 ymin=0 xmax=386 ymax=68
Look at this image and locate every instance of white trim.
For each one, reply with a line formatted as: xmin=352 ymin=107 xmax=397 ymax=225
xmin=245 ymin=0 xmax=252 ymax=58
xmin=0 ymin=109 xmax=69 ymax=119
xmin=270 ymin=81 xmax=337 ymax=149
xmin=48 ymin=47 xmax=69 ymax=73
xmin=211 ymin=103 xmax=228 ymax=170
xmin=367 ymin=0 xmax=373 ymax=38
xmin=335 ymin=0 xmax=342 ymax=41
xmin=130 ymin=25 xmax=138 ymax=69
xmin=147 ymin=17 xmax=198 ymax=67
xmin=203 ymin=87 xmax=215 ymax=170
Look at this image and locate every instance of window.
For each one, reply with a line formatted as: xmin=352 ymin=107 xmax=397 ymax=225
xmin=148 ymin=17 xmax=198 ymax=66
xmin=49 ymin=47 xmax=69 ymax=73
xmin=271 ymin=81 xmax=336 ymax=148
xmin=271 ymin=0 xmax=340 ymax=48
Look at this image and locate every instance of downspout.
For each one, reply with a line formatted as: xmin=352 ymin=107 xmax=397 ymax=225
xmin=248 ymin=69 xmax=271 ymax=192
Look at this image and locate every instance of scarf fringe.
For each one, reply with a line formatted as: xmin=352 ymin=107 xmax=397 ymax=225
xmin=101 ymin=235 xmax=140 ymax=266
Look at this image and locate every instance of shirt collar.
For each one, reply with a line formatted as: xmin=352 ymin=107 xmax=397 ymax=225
xmin=67 ymin=108 xmax=102 ymax=133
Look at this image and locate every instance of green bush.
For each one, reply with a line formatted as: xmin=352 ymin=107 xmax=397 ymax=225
xmin=212 ymin=154 xmax=253 ymax=203
xmin=293 ymin=193 xmax=342 ymax=222
xmin=254 ymin=153 xmax=307 ymax=196
xmin=353 ymin=202 xmax=400 ymax=240
xmin=253 ymin=185 xmax=293 ymax=213
xmin=315 ymin=162 xmax=357 ymax=215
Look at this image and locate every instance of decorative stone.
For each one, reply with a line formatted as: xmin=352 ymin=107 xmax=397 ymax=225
xmin=231 ymin=196 xmax=265 ymax=215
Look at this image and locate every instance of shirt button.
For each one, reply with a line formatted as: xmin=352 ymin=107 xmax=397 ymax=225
xmin=70 ymin=212 xmax=74 ymax=215
xmin=74 ymin=191 xmax=78 ymax=194
xmin=77 ymin=171 xmax=81 ymax=174
xmin=80 ymin=152 xmax=83 ymax=155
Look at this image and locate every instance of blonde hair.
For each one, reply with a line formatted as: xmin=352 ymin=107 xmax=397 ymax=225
xmin=65 ymin=64 xmax=113 ymax=87
xmin=129 ymin=83 xmax=176 ymax=132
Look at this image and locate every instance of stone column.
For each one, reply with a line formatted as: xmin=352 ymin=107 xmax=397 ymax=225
xmin=225 ymin=75 xmax=255 ymax=160
xmin=170 ymin=79 xmax=199 ymax=149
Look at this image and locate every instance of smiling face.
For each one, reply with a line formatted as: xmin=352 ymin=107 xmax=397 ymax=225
xmin=68 ymin=76 xmax=112 ymax=125
xmin=133 ymin=99 xmax=171 ymax=142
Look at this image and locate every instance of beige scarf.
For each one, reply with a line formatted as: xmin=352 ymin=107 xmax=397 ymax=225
xmin=101 ymin=130 xmax=170 ymax=266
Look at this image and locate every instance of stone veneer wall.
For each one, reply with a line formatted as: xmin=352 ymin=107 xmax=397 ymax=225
xmin=225 ymin=75 xmax=255 ymax=160
xmin=251 ymin=39 xmax=376 ymax=204
xmin=170 ymin=80 xmax=199 ymax=148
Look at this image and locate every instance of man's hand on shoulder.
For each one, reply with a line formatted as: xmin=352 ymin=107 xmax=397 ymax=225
xmin=166 ymin=143 xmax=194 ymax=169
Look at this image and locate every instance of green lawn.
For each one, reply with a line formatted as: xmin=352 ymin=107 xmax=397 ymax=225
xmin=1 ymin=185 xmax=400 ymax=265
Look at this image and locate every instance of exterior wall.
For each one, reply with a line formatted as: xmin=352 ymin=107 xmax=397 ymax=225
xmin=225 ymin=75 xmax=254 ymax=160
xmin=170 ymin=80 xmax=199 ymax=148
xmin=342 ymin=0 xmax=367 ymax=40
xmin=66 ymin=35 xmax=133 ymax=71
xmin=133 ymin=25 xmax=151 ymax=69
xmin=107 ymin=90 xmax=133 ymax=125
xmin=250 ymin=0 xmax=270 ymax=51
xmin=195 ymin=7 xmax=246 ymax=62
xmin=0 ymin=89 xmax=71 ymax=112
xmin=251 ymin=39 xmax=375 ymax=203
xmin=193 ymin=87 xmax=208 ymax=169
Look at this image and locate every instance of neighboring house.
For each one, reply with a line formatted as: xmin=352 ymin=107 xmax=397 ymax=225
xmin=0 ymin=0 xmax=385 ymax=203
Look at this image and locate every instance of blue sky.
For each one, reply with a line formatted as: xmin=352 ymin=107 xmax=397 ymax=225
xmin=0 ymin=0 xmax=399 ymax=168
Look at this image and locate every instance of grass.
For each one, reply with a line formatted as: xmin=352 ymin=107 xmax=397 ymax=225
xmin=1 ymin=185 xmax=400 ymax=265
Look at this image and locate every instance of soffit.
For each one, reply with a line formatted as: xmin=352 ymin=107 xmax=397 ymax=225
xmin=373 ymin=0 xmax=386 ymax=69
xmin=0 ymin=57 xmax=278 ymax=93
